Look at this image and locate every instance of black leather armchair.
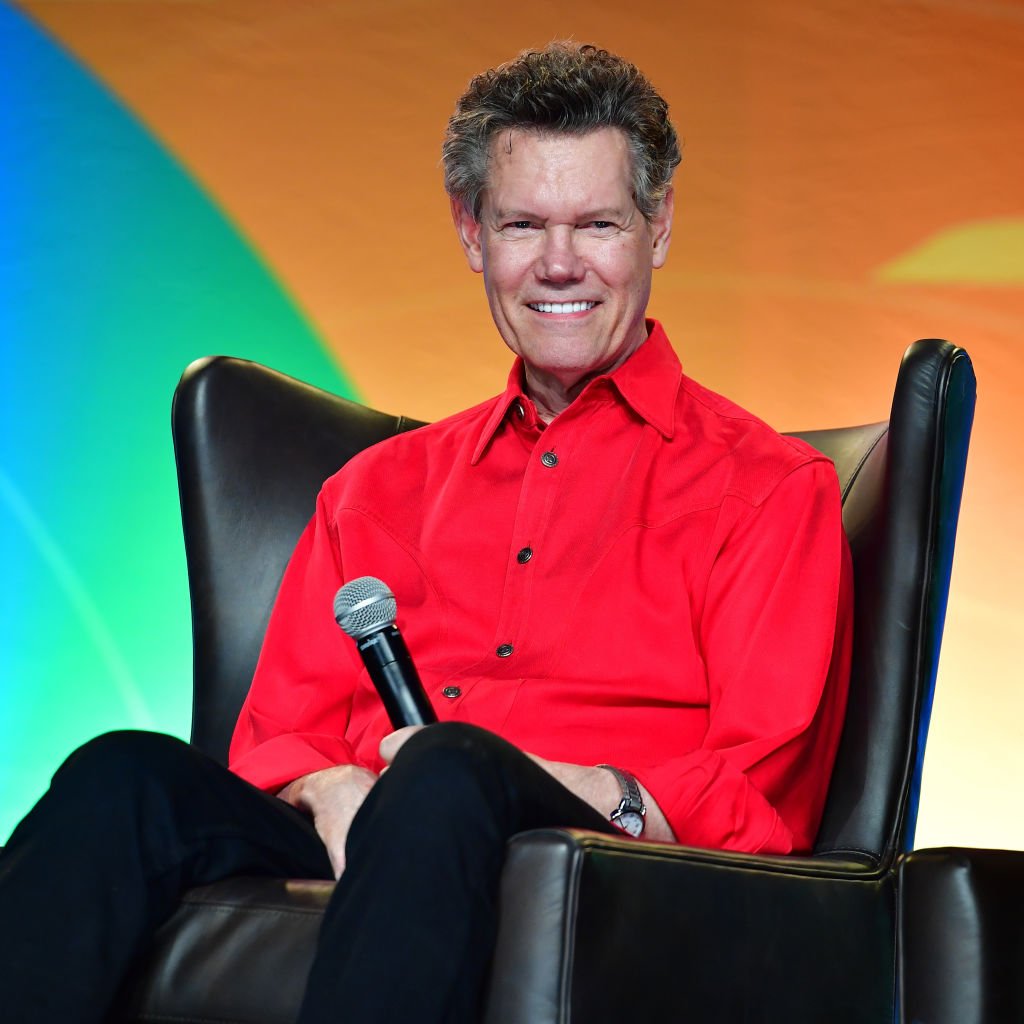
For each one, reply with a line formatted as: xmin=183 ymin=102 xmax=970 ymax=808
xmin=112 ymin=339 xmax=975 ymax=1023
xmin=898 ymin=847 xmax=1024 ymax=1024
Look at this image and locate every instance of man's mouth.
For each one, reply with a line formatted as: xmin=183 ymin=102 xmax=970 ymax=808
xmin=526 ymin=301 xmax=598 ymax=314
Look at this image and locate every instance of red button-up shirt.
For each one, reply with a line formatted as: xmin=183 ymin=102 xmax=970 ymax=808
xmin=229 ymin=322 xmax=852 ymax=854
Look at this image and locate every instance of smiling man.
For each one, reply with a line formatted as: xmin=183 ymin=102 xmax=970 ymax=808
xmin=1 ymin=43 xmax=852 ymax=1024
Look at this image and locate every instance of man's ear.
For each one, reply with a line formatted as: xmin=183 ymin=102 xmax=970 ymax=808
xmin=451 ymin=197 xmax=484 ymax=273
xmin=651 ymin=187 xmax=674 ymax=269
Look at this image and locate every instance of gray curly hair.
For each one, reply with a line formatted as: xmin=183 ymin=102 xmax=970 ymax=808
xmin=442 ymin=42 xmax=681 ymax=222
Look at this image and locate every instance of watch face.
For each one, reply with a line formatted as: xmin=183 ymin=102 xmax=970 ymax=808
xmin=616 ymin=811 xmax=645 ymax=837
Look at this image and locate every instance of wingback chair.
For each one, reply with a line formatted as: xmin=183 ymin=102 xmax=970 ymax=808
xmin=110 ymin=338 xmax=975 ymax=1023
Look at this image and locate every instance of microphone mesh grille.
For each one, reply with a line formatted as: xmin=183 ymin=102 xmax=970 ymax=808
xmin=334 ymin=576 xmax=397 ymax=639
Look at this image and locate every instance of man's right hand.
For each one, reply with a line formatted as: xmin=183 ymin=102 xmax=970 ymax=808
xmin=277 ymin=764 xmax=378 ymax=878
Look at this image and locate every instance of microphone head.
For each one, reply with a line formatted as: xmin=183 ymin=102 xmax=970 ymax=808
xmin=334 ymin=576 xmax=397 ymax=639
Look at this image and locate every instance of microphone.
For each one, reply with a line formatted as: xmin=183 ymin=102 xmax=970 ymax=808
xmin=333 ymin=576 xmax=437 ymax=728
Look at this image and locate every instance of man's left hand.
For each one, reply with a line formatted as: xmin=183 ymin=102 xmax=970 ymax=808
xmin=379 ymin=725 xmax=425 ymax=767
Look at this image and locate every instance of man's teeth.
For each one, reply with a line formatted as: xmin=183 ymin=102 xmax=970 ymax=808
xmin=529 ymin=301 xmax=597 ymax=314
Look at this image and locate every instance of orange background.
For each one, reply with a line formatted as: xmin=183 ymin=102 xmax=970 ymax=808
xmin=22 ymin=0 xmax=1024 ymax=849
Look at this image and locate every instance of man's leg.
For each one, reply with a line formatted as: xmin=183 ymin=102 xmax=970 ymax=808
xmin=299 ymin=722 xmax=616 ymax=1024
xmin=0 ymin=730 xmax=333 ymax=1023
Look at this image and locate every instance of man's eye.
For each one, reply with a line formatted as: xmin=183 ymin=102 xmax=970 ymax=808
xmin=590 ymin=221 xmax=614 ymax=230
xmin=506 ymin=221 xmax=533 ymax=230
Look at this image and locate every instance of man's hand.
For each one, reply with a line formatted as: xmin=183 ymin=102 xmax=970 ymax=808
xmin=278 ymin=764 xmax=378 ymax=878
xmin=527 ymin=755 xmax=678 ymax=842
xmin=378 ymin=725 xmax=425 ymax=767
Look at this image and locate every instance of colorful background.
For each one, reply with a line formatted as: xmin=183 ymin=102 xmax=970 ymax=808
xmin=2 ymin=0 xmax=1022 ymax=849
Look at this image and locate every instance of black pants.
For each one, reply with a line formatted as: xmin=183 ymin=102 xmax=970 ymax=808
xmin=0 ymin=722 xmax=614 ymax=1023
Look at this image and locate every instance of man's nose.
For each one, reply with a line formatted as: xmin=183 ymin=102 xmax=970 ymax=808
xmin=536 ymin=227 xmax=585 ymax=283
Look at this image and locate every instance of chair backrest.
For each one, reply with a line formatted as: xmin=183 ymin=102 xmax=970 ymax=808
xmin=173 ymin=341 xmax=975 ymax=867
xmin=172 ymin=357 xmax=425 ymax=763
xmin=790 ymin=340 xmax=975 ymax=865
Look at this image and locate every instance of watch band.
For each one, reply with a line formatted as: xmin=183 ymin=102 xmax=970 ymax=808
xmin=596 ymin=764 xmax=646 ymax=833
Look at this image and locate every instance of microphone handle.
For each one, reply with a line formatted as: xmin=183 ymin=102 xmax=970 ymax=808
xmin=357 ymin=625 xmax=437 ymax=728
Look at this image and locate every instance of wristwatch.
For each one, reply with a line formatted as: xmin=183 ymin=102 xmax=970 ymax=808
xmin=597 ymin=764 xmax=646 ymax=837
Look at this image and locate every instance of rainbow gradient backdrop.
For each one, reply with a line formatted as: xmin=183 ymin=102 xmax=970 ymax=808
xmin=2 ymin=1 xmax=1023 ymax=848
xmin=1 ymin=4 xmax=355 ymax=832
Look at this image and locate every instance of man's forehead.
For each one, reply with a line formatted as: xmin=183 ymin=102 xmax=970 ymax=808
xmin=480 ymin=127 xmax=636 ymax=216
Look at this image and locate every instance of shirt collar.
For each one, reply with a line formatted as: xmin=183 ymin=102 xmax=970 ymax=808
xmin=471 ymin=319 xmax=681 ymax=464
xmin=603 ymin=319 xmax=681 ymax=440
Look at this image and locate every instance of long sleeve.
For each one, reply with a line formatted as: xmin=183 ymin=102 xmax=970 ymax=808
xmin=627 ymin=459 xmax=853 ymax=854
xmin=228 ymin=490 xmax=364 ymax=793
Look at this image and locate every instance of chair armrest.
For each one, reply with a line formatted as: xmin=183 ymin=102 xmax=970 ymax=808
xmin=898 ymin=847 xmax=1024 ymax=1024
xmin=485 ymin=828 xmax=898 ymax=1024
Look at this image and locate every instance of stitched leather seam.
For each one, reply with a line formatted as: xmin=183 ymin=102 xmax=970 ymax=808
xmin=131 ymin=1014 xmax=281 ymax=1024
xmin=177 ymin=901 xmax=325 ymax=918
xmin=559 ymin=841 xmax=585 ymax=1024
xmin=839 ymin=424 xmax=888 ymax=501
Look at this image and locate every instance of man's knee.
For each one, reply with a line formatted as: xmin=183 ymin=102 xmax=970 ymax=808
xmin=374 ymin=722 xmax=525 ymax=832
xmin=392 ymin=722 xmax=517 ymax=780
xmin=51 ymin=729 xmax=196 ymax=802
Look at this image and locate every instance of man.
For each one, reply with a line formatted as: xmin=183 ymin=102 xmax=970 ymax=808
xmin=0 ymin=43 xmax=852 ymax=1023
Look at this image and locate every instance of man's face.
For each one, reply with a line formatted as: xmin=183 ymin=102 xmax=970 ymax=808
xmin=452 ymin=128 xmax=673 ymax=411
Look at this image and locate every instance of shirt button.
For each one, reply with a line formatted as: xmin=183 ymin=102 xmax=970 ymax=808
xmin=541 ymin=450 xmax=558 ymax=468
xmin=516 ymin=546 xmax=533 ymax=564
xmin=442 ymin=685 xmax=461 ymax=699
xmin=496 ymin=643 xmax=514 ymax=658
xmin=514 ymin=401 xmax=525 ymax=420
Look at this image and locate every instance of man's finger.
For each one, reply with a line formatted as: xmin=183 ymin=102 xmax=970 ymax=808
xmin=379 ymin=725 xmax=425 ymax=764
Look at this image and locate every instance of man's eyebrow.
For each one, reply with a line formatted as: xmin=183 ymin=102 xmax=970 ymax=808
xmin=491 ymin=209 xmax=540 ymax=221
xmin=581 ymin=208 xmax=629 ymax=220
xmin=490 ymin=207 xmax=628 ymax=222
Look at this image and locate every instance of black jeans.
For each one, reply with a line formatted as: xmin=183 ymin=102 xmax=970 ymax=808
xmin=0 ymin=723 xmax=613 ymax=1023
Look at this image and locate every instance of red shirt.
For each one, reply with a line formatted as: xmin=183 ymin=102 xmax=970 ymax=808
xmin=230 ymin=321 xmax=852 ymax=854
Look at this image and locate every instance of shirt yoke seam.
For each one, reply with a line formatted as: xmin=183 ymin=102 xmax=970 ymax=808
xmin=680 ymin=379 xmax=821 ymax=458
xmin=328 ymin=504 xmax=448 ymax=620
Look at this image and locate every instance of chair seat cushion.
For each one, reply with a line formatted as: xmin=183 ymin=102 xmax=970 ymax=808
xmin=113 ymin=876 xmax=334 ymax=1023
